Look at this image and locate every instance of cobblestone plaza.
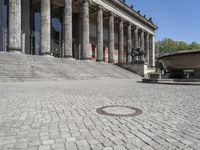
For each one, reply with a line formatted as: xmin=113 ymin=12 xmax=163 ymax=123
xmin=0 ymin=1 xmax=200 ymax=150
xmin=0 ymin=78 xmax=200 ymax=150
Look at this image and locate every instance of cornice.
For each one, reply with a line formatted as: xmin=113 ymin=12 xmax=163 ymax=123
xmin=91 ymin=0 xmax=158 ymax=32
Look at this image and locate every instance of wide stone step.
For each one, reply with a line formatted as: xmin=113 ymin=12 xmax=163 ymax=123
xmin=0 ymin=52 xmax=139 ymax=81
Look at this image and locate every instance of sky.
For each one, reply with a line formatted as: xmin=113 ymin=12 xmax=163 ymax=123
xmin=126 ymin=0 xmax=200 ymax=43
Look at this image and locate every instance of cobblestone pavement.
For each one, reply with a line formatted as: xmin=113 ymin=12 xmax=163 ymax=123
xmin=0 ymin=79 xmax=200 ymax=150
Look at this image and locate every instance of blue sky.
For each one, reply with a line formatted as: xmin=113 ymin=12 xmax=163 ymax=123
xmin=126 ymin=0 xmax=200 ymax=43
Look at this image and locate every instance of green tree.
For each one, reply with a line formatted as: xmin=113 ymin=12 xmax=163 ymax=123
xmin=177 ymin=41 xmax=189 ymax=50
xmin=189 ymin=42 xmax=200 ymax=50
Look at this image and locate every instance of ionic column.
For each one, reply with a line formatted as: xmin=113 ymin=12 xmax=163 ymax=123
xmin=127 ymin=23 xmax=132 ymax=63
xmin=8 ymin=0 xmax=21 ymax=52
xmin=96 ymin=5 xmax=103 ymax=62
xmin=81 ymin=0 xmax=90 ymax=60
xmin=118 ymin=18 xmax=124 ymax=63
xmin=149 ymin=35 xmax=155 ymax=67
xmin=64 ymin=0 xmax=73 ymax=58
xmin=0 ymin=0 xmax=3 ymax=51
xmin=41 ymin=0 xmax=51 ymax=55
xmin=133 ymin=26 xmax=139 ymax=49
xmin=22 ymin=0 xmax=31 ymax=54
xmin=108 ymin=13 xmax=115 ymax=63
xmin=140 ymin=29 xmax=144 ymax=50
xmin=145 ymin=32 xmax=150 ymax=65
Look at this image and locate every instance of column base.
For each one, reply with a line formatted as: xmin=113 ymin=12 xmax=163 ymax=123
xmin=41 ymin=53 xmax=53 ymax=57
xmin=64 ymin=56 xmax=74 ymax=60
xmin=108 ymin=61 xmax=114 ymax=64
xmin=82 ymin=58 xmax=92 ymax=62
xmin=82 ymin=58 xmax=91 ymax=60
xmin=9 ymin=48 xmax=22 ymax=53
xmin=108 ymin=58 xmax=114 ymax=63
xmin=96 ymin=59 xmax=104 ymax=62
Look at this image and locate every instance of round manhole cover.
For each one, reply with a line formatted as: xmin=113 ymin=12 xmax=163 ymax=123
xmin=96 ymin=105 xmax=142 ymax=117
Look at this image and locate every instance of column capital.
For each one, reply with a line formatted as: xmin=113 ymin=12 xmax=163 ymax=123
xmin=145 ymin=32 xmax=150 ymax=37
xmin=149 ymin=34 xmax=154 ymax=38
xmin=80 ymin=0 xmax=90 ymax=6
xmin=139 ymin=28 xmax=144 ymax=33
xmin=133 ymin=25 xmax=139 ymax=30
xmin=128 ymin=22 xmax=133 ymax=26
xmin=119 ymin=17 xmax=125 ymax=22
xmin=109 ymin=12 xmax=116 ymax=17
xmin=96 ymin=5 xmax=105 ymax=11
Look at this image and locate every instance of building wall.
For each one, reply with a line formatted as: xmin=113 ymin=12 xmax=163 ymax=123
xmin=1 ymin=0 xmax=157 ymax=67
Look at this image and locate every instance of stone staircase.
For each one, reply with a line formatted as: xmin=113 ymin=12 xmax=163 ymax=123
xmin=0 ymin=52 xmax=140 ymax=81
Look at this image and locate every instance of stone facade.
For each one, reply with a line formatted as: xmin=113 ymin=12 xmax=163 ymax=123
xmin=0 ymin=0 xmax=157 ymax=67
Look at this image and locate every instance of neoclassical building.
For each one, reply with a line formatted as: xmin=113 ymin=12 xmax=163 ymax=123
xmin=0 ymin=0 xmax=157 ymax=66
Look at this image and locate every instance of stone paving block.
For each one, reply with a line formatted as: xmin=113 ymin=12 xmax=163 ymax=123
xmin=51 ymin=143 xmax=65 ymax=149
xmin=113 ymin=145 xmax=127 ymax=150
xmin=42 ymin=139 xmax=54 ymax=145
xmin=0 ymin=79 xmax=200 ymax=150
xmin=103 ymin=147 xmax=113 ymax=150
xmin=65 ymin=142 xmax=78 ymax=150
xmin=14 ymin=142 xmax=28 ymax=149
xmin=39 ymin=145 xmax=51 ymax=150
xmin=29 ymin=140 xmax=41 ymax=147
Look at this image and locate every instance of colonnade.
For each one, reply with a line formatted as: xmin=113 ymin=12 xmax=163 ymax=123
xmin=8 ymin=0 xmax=155 ymax=67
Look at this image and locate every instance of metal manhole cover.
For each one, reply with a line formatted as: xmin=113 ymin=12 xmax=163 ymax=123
xmin=96 ymin=105 xmax=142 ymax=117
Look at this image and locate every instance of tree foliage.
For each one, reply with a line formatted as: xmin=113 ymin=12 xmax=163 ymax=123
xmin=156 ymin=38 xmax=200 ymax=57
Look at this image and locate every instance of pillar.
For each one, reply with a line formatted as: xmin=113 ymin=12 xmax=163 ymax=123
xmin=96 ymin=5 xmax=103 ymax=62
xmin=118 ymin=18 xmax=124 ymax=63
xmin=108 ymin=12 xmax=115 ymax=63
xmin=127 ymin=23 xmax=132 ymax=63
xmin=41 ymin=0 xmax=51 ymax=55
xmin=81 ymin=0 xmax=90 ymax=60
xmin=22 ymin=0 xmax=30 ymax=54
xmin=64 ymin=0 xmax=73 ymax=58
xmin=8 ymin=0 xmax=21 ymax=52
xmin=149 ymin=35 xmax=155 ymax=67
xmin=140 ymin=29 xmax=144 ymax=50
xmin=0 ymin=0 xmax=3 ymax=51
xmin=133 ymin=26 xmax=138 ymax=49
xmin=145 ymin=32 xmax=149 ymax=65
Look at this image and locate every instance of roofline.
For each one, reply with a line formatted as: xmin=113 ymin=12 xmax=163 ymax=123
xmin=114 ymin=0 xmax=158 ymax=30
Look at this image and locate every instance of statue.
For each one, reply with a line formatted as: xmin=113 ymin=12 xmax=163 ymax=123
xmin=129 ymin=47 xmax=145 ymax=62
